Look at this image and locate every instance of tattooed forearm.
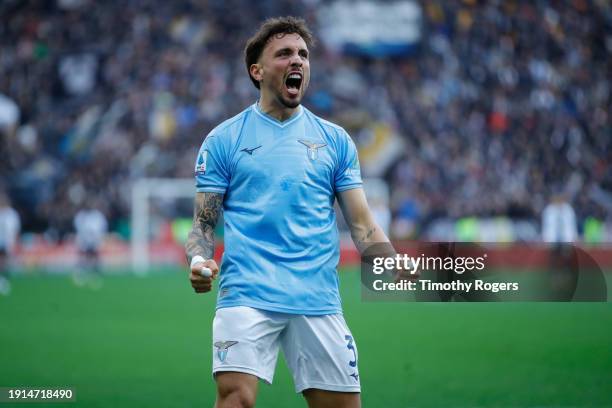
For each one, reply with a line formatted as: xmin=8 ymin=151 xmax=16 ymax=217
xmin=185 ymin=192 xmax=223 ymax=263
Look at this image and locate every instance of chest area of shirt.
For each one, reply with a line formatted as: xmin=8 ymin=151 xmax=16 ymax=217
xmin=231 ymin=129 xmax=335 ymax=187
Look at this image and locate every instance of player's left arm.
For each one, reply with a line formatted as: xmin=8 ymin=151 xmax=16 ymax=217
xmin=336 ymin=188 xmax=390 ymax=253
xmin=337 ymin=188 xmax=417 ymax=280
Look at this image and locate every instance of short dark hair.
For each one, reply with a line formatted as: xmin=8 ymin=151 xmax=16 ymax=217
xmin=244 ymin=16 xmax=314 ymax=89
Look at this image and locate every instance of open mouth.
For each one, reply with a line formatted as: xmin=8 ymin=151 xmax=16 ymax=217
xmin=285 ymin=72 xmax=303 ymax=96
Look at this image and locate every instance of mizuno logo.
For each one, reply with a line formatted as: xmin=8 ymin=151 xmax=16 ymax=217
xmin=298 ymin=140 xmax=327 ymax=161
xmin=214 ymin=340 xmax=238 ymax=362
xmin=240 ymin=145 xmax=262 ymax=155
xmin=350 ymin=372 xmax=359 ymax=381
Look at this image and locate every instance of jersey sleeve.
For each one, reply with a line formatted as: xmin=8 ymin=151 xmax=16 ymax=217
xmin=195 ymin=133 xmax=230 ymax=194
xmin=334 ymin=130 xmax=363 ymax=192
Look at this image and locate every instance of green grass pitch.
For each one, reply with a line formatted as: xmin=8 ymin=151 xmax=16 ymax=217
xmin=1 ymin=268 xmax=611 ymax=407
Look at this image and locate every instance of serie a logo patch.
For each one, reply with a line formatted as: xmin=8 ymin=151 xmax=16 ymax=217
xmin=195 ymin=150 xmax=208 ymax=174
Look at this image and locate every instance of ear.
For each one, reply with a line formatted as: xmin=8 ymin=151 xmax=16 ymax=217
xmin=250 ymin=63 xmax=263 ymax=83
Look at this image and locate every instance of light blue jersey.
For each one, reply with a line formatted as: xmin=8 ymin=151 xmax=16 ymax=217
xmin=195 ymin=103 xmax=362 ymax=315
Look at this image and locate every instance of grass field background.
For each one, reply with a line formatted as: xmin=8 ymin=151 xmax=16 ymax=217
xmin=1 ymin=267 xmax=611 ymax=407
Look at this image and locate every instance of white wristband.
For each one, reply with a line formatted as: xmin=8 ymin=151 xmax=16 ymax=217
xmin=190 ymin=255 xmax=207 ymax=269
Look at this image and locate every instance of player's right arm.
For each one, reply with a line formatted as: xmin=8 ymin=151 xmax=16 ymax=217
xmin=185 ymin=192 xmax=223 ymax=293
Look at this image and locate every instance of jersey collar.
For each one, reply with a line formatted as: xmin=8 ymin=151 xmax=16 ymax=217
xmin=253 ymin=102 xmax=304 ymax=128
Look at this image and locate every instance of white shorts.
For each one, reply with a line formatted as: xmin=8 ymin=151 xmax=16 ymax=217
xmin=212 ymin=306 xmax=361 ymax=393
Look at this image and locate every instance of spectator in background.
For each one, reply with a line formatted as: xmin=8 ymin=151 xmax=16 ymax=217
xmin=0 ymin=93 xmax=19 ymax=136
xmin=0 ymin=192 xmax=20 ymax=295
xmin=73 ymin=199 xmax=108 ymax=287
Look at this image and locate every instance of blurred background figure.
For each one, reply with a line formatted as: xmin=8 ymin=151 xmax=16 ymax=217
xmin=73 ymin=200 xmax=108 ymax=287
xmin=542 ymin=189 xmax=580 ymax=300
xmin=0 ymin=192 xmax=20 ymax=295
xmin=542 ymin=191 xmax=578 ymax=243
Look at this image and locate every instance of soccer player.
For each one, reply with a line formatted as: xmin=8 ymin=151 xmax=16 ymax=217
xmin=0 ymin=192 xmax=20 ymax=295
xmin=541 ymin=191 xmax=579 ymax=299
xmin=542 ymin=192 xmax=578 ymax=243
xmin=185 ymin=17 xmax=396 ymax=408
xmin=73 ymin=200 xmax=108 ymax=287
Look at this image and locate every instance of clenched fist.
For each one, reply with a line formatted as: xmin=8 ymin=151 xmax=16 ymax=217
xmin=189 ymin=259 xmax=219 ymax=293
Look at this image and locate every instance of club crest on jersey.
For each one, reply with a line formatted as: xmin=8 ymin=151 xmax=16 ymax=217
xmin=195 ymin=150 xmax=208 ymax=174
xmin=214 ymin=340 xmax=238 ymax=362
xmin=298 ymin=140 xmax=327 ymax=161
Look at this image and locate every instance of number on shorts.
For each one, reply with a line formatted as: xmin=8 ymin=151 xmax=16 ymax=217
xmin=345 ymin=334 xmax=357 ymax=367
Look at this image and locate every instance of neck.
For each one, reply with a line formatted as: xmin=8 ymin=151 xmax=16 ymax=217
xmin=258 ymin=94 xmax=299 ymax=122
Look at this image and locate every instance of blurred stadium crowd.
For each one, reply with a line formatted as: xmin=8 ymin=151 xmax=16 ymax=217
xmin=0 ymin=0 xmax=610 ymax=241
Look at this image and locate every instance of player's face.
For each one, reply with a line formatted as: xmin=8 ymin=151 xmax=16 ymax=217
xmin=256 ymin=33 xmax=310 ymax=109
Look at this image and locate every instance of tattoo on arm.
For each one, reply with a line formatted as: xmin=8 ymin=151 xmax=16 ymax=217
xmin=355 ymin=226 xmax=377 ymax=252
xmin=363 ymin=227 xmax=376 ymax=241
xmin=185 ymin=192 xmax=223 ymax=263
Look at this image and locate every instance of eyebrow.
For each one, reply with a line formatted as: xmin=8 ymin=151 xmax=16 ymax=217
xmin=274 ymin=47 xmax=308 ymax=56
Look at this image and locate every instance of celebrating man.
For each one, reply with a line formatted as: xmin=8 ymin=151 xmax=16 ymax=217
xmin=186 ymin=17 xmax=395 ymax=408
